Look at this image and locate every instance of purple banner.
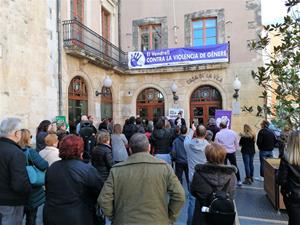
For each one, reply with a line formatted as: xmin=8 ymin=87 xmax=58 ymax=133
xmin=215 ymin=110 xmax=232 ymax=129
xmin=128 ymin=43 xmax=229 ymax=69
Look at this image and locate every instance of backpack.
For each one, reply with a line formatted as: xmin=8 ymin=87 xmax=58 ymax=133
xmin=203 ymin=179 xmax=236 ymax=225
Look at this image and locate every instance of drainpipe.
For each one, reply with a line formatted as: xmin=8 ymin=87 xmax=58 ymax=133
xmin=57 ymin=0 xmax=63 ymax=115
xmin=118 ymin=0 xmax=122 ymax=53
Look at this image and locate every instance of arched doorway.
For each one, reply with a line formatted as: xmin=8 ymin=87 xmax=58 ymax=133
xmin=190 ymin=85 xmax=222 ymax=126
xmin=136 ymin=88 xmax=165 ymax=121
xmin=68 ymin=76 xmax=88 ymax=133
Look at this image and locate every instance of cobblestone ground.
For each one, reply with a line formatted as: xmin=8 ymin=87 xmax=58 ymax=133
xmin=25 ymin=150 xmax=288 ymax=225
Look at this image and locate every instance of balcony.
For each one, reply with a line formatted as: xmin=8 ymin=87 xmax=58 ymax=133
xmin=63 ymin=19 xmax=127 ymax=70
xmin=62 ymin=19 xmax=229 ymax=74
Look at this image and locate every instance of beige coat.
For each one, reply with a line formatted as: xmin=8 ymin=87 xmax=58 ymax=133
xmin=98 ymin=152 xmax=185 ymax=225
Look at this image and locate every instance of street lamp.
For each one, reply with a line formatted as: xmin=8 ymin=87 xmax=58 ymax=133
xmin=233 ymin=76 xmax=241 ymax=101
xmin=95 ymin=76 xmax=112 ymax=96
xmin=171 ymin=81 xmax=179 ymax=103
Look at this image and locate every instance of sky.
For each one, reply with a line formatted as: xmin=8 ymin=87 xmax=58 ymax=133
xmin=261 ymin=0 xmax=299 ymax=24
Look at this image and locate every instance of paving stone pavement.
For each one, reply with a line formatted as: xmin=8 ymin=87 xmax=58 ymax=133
xmin=24 ymin=150 xmax=289 ymax=225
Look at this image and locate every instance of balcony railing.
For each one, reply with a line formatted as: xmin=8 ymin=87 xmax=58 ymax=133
xmin=63 ymin=19 xmax=127 ymax=69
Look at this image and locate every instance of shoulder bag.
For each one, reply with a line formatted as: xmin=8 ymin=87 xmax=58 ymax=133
xmin=25 ymin=148 xmax=45 ymax=186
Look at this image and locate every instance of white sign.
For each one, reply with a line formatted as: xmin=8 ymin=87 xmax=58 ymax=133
xmin=168 ymin=108 xmax=184 ymax=119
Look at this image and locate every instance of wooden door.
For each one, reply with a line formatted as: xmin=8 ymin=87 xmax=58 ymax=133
xmin=136 ymin=88 xmax=165 ymax=121
xmin=190 ymin=85 xmax=222 ymax=126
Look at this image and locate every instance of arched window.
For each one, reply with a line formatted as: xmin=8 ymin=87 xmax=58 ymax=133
xmin=136 ymin=88 xmax=165 ymax=121
xmin=68 ymin=76 xmax=88 ymax=133
xmin=190 ymin=85 xmax=222 ymax=125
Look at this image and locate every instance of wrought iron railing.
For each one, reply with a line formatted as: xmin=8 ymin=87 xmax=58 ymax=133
xmin=63 ymin=19 xmax=127 ymax=69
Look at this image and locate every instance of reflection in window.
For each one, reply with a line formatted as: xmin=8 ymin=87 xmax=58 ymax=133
xmin=140 ymin=25 xmax=162 ymax=51
xmin=191 ymin=85 xmax=221 ymax=102
xmin=137 ymin=88 xmax=164 ymax=104
xmin=192 ymin=18 xmax=217 ymax=46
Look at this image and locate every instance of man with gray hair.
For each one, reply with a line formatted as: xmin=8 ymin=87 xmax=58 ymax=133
xmin=0 ymin=117 xmax=31 ymax=225
xmin=99 ymin=133 xmax=185 ymax=225
xmin=184 ymin=123 xmax=210 ymax=225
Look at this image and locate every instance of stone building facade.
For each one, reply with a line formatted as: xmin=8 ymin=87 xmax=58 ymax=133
xmin=0 ymin=0 xmax=263 ymax=133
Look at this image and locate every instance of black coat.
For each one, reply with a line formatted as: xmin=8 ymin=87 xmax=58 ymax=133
xmin=190 ymin=163 xmax=236 ymax=225
xmin=0 ymin=137 xmax=31 ymax=206
xmin=239 ymin=134 xmax=255 ymax=155
xmin=278 ymin=158 xmax=300 ymax=200
xmin=123 ymin=123 xmax=138 ymax=141
xmin=257 ymin=128 xmax=276 ymax=151
xmin=44 ymin=159 xmax=103 ymax=225
xmin=150 ymin=128 xmax=176 ymax=154
xmin=206 ymin=125 xmax=220 ymax=141
xmin=91 ymin=144 xmax=113 ymax=181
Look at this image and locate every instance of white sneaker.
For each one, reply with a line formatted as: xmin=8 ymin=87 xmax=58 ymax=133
xmin=254 ymin=176 xmax=264 ymax=182
xmin=237 ymin=181 xmax=243 ymax=187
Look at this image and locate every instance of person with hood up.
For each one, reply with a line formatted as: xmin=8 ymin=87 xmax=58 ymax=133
xmin=150 ymin=117 xmax=175 ymax=164
xmin=184 ymin=123 xmax=210 ymax=225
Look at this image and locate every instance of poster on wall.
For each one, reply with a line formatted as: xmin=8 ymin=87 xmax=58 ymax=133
xmin=168 ymin=108 xmax=184 ymax=120
xmin=215 ymin=110 xmax=232 ymax=129
xmin=128 ymin=43 xmax=229 ymax=69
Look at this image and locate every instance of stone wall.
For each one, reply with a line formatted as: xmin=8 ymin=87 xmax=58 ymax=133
xmin=0 ymin=0 xmax=58 ymax=133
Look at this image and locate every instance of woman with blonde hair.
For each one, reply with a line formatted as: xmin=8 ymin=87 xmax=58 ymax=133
xmin=239 ymin=124 xmax=256 ymax=185
xmin=111 ymin=124 xmax=128 ymax=163
xmin=18 ymin=129 xmax=48 ymax=225
xmin=39 ymin=134 xmax=61 ymax=166
xmin=278 ymin=131 xmax=300 ymax=225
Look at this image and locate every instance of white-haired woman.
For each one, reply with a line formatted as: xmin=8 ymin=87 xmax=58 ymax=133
xmin=278 ymin=131 xmax=300 ymax=225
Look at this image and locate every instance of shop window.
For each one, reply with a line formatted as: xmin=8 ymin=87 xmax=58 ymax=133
xmin=192 ymin=18 xmax=217 ymax=46
xmin=140 ymin=24 xmax=162 ymax=51
xmin=71 ymin=0 xmax=84 ymax=23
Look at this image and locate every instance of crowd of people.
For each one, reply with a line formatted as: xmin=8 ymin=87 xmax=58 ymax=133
xmin=0 ymin=114 xmax=299 ymax=225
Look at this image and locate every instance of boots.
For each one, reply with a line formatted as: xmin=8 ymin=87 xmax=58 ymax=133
xmin=242 ymin=177 xmax=252 ymax=185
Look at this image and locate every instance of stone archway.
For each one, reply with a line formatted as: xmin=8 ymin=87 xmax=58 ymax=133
xmin=190 ymin=85 xmax=222 ymax=126
xmin=68 ymin=76 xmax=88 ymax=133
xmin=136 ymin=88 xmax=165 ymax=121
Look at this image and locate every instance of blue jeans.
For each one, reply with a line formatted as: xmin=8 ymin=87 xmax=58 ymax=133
xmin=242 ymin=153 xmax=254 ymax=178
xmin=259 ymin=150 xmax=273 ymax=177
xmin=187 ymin=191 xmax=195 ymax=225
xmin=154 ymin=154 xmax=172 ymax=165
xmin=0 ymin=206 xmax=24 ymax=225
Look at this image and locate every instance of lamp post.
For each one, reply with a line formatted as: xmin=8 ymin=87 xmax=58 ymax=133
xmin=233 ymin=76 xmax=241 ymax=101
xmin=171 ymin=82 xmax=179 ymax=103
xmin=95 ymin=76 xmax=112 ymax=96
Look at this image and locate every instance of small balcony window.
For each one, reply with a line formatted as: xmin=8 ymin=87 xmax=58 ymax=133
xmin=140 ymin=24 xmax=162 ymax=51
xmin=192 ymin=18 xmax=217 ymax=46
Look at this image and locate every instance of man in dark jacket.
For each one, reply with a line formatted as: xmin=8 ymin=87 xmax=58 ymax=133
xmin=171 ymin=126 xmax=189 ymax=186
xmin=175 ymin=111 xmax=186 ymax=128
xmin=0 ymin=117 xmax=31 ymax=225
xmin=256 ymin=120 xmax=276 ymax=180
